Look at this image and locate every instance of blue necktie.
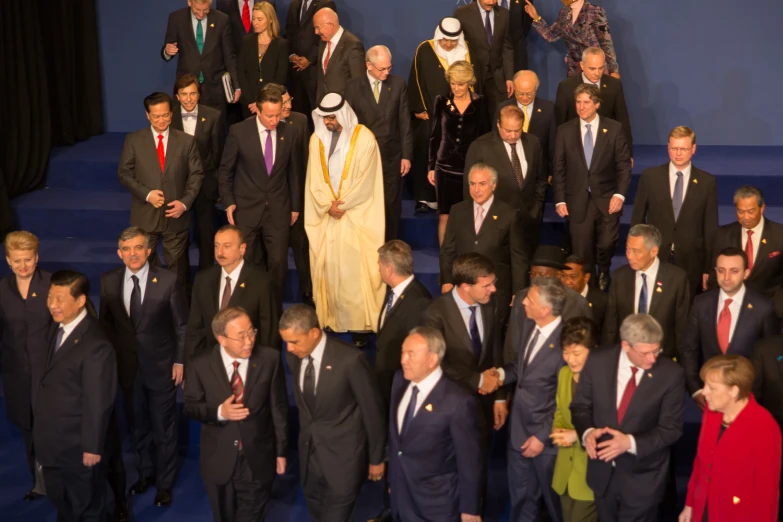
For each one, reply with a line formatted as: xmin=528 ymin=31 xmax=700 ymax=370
xmin=484 ymin=10 xmax=493 ymax=46
xmin=638 ymin=273 xmax=648 ymax=314
xmin=500 ymin=0 xmax=508 ymax=8
xmin=468 ymin=306 xmax=482 ymax=360
xmin=383 ymin=290 xmax=394 ymax=325
xmin=401 ymin=385 xmax=419 ymax=436
xmin=584 ymin=123 xmax=594 ymax=168
xmin=672 ymin=171 xmax=683 ymax=221
xmin=54 ymin=326 xmax=64 ymax=352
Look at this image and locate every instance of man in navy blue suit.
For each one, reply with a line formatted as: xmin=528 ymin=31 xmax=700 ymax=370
xmin=388 ymin=326 xmax=484 ymax=522
xmin=497 ymin=276 xmax=566 ymax=522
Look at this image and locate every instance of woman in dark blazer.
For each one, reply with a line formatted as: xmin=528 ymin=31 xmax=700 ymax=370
xmin=0 ymin=231 xmax=51 ymax=500
xmin=237 ymin=1 xmax=288 ymax=119
xmin=680 ymin=355 xmax=781 ymax=522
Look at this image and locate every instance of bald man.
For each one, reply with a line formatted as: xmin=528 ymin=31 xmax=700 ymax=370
xmin=345 ymin=46 xmax=413 ymax=241
xmin=313 ymin=8 xmax=365 ymax=104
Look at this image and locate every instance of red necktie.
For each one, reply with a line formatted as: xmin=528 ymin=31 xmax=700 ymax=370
xmin=157 ymin=134 xmax=165 ymax=172
xmin=231 ymin=361 xmax=244 ymax=449
xmin=717 ymin=298 xmax=733 ymax=353
xmin=745 ymin=230 xmax=754 ymax=272
xmin=617 ymin=367 xmax=638 ymax=424
xmin=323 ymin=41 xmax=332 ymax=72
xmin=241 ymin=0 xmax=251 ymax=33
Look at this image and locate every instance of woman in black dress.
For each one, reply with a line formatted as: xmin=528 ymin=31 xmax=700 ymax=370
xmin=237 ymin=1 xmax=289 ymax=119
xmin=427 ymin=60 xmax=491 ymax=244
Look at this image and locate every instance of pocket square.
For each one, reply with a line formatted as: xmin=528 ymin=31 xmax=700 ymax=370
xmin=769 ymin=251 xmax=780 ymax=258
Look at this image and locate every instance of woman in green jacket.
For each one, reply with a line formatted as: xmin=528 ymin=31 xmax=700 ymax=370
xmin=550 ymin=317 xmax=598 ymax=522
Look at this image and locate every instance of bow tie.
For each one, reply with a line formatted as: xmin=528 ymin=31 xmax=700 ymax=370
xmin=182 ymin=112 xmax=197 ymax=120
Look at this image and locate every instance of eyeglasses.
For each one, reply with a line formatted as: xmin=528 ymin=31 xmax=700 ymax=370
xmin=224 ymin=329 xmax=258 ymax=343
xmin=149 ymin=112 xmax=172 ymax=121
xmin=629 ymin=344 xmax=662 ymax=359
xmin=282 ymin=97 xmax=294 ymax=107
xmin=370 ymin=63 xmax=393 ymax=73
xmin=669 ymin=147 xmax=692 ymax=154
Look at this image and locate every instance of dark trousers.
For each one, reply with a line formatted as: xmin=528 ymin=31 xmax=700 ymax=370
xmin=290 ymin=212 xmax=312 ymax=296
xmin=239 ymin=209 xmax=289 ymax=303
xmin=290 ymin=66 xmax=317 ymax=120
xmin=105 ymin=411 xmax=128 ymax=508
xmin=193 ymin=188 xmax=220 ymax=271
xmin=122 ymin=375 xmax=178 ymax=489
xmin=507 ymin=445 xmax=562 ymax=522
xmin=594 ymin=471 xmax=657 ymax=522
xmin=569 ymin=196 xmax=620 ymax=277
xmin=383 ymin=168 xmax=402 ymax=241
xmin=147 ymin=227 xmax=190 ymax=294
xmin=20 ymin=425 xmax=36 ymax=486
xmin=410 ymin=118 xmax=436 ymax=203
xmin=205 ymin=452 xmax=270 ymax=522
xmin=483 ymin=77 xmax=507 ymax=119
xmin=303 ymin=450 xmax=358 ymax=522
xmin=42 ymin=463 xmax=107 ymax=522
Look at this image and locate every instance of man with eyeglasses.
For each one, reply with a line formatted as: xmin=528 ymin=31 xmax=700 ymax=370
xmin=345 ymin=45 xmax=413 ymax=241
xmin=118 ymin=92 xmax=204 ymax=293
xmin=184 ymin=305 xmax=288 ymax=521
xmin=312 ymin=7 xmax=365 ymax=105
xmin=570 ymin=313 xmax=685 ymax=522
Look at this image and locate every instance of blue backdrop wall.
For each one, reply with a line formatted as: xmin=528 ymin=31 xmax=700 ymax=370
xmin=98 ymin=0 xmax=782 ymax=145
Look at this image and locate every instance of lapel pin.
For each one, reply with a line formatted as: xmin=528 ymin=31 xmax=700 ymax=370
xmin=210 ymin=23 xmax=215 ymax=27
xmin=733 ymin=497 xmax=741 ymax=505
xmin=326 ymin=365 xmax=332 ymax=370
xmin=387 ymin=87 xmax=391 ymax=91
xmin=74 ymin=339 xmax=79 ymax=344
xmin=588 ymin=302 xmax=593 ymax=307
xmin=537 ymin=107 xmax=542 ymax=112
xmin=492 ymin=215 xmax=498 ymax=220
xmin=252 ymin=363 xmax=257 ymax=368
xmin=399 ymin=294 xmax=405 ymax=300
xmin=748 ymin=303 xmax=753 ymax=309
xmin=280 ymin=136 xmax=285 ymax=140
xmin=762 ymin=238 xmax=768 ymax=244
xmin=240 ymin=282 xmax=245 ymax=288
xmin=657 ymin=281 xmax=663 ymax=286
xmin=603 ymin=83 xmax=607 ymax=88
xmin=692 ymin=178 xmax=698 ymax=184
xmin=656 ymin=287 xmax=663 ymax=293
xmin=425 ymin=404 xmax=433 ymax=412
xmin=152 ymin=277 xmax=158 ymax=283
xmin=602 ymin=128 xmax=608 ymax=133
xmin=548 ymin=343 xmax=554 ymax=349
xmin=32 ymin=292 xmax=37 ymax=297
xmin=201 ymin=117 xmax=206 ymax=122
xmin=647 ymin=372 xmax=653 ymax=378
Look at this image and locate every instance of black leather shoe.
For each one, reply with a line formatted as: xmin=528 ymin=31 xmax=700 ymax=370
xmin=112 ymin=503 xmax=130 ymax=522
xmin=352 ymin=333 xmax=368 ymax=348
xmin=23 ymin=490 xmax=43 ymax=502
xmin=598 ymin=272 xmax=610 ymax=292
xmin=128 ymin=476 xmax=154 ymax=495
xmin=154 ymin=489 xmax=172 ymax=507
xmin=414 ymin=202 xmax=430 ymax=214
xmin=367 ymin=507 xmax=392 ymax=522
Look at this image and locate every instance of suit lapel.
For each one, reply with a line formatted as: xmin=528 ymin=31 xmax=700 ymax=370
xmin=519 ymin=134 xmax=535 ymax=188
xmin=210 ymin=346 xmax=234 ymax=397
xmin=727 ymin=291 xmax=752 ymax=354
xmin=525 ymin=325 xmax=558 ymax=372
xmin=117 ymin=270 xmax=132 ymax=321
xmin=470 ymin=6 xmax=490 ymax=52
xmin=648 ymin=263 xmax=666 ymax=315
xmin=242 ymin=351 xmax=261 ymax=401
xmin=571 ymin=121 xmax=588 ymax=170
xmin=707 ymin=291 xmax=722 ymax=352
xmin=142 ymin=265 xmax=159 ymax=314
xmin=202 ymin=15 xmax=217 ymax=55
xmin=478 ymin=302 xmax=493 ymax=365
xmin=403 ymin=376 xmax=445 ymax=444
xmin=446 ymin=295 xmax=474 ymax=356
xmin=589 ymin=119 xmax=608 ymax=171
xmin=390 ymin=375 xmax=407 ymax=443
xmin=47 ymin=316 xmax=90 ymax=372
xmin=378 ymin=79 xmax=391 ymax=113
xmin=377 ymin=286 xmax=392 ymax=332
xmin=756 ymin=220 xmax=773 ymax=268
xmin=163 ymin=131 xmax=179 ymax=177
xmin=209 ymin=267 xmax=222 ymax=316
xmin=290 ymin=355 xmax=311 ymax=416
xmin=228 ymin=264 xmax=249 ymax=306
xmin=491 ymin=133 xmax=514 ymax=176
xmin=313 ymin=340 xmax=336 ymax=415
xmin=171 ymin=109 xmax=184 ymax=132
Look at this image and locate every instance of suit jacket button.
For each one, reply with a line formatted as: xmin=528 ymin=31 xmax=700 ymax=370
xmin=456 ymin=138 xmax=460 ymax=142
xmin=397 ymin=451 xmax=402 ymax=456
xmin=458 ymin=125 xmax=462 ymax=129
xmin=234 ymin=440 xmax=238 ymax=447
xmin=475 ymin=241 xmax=478 ymax=245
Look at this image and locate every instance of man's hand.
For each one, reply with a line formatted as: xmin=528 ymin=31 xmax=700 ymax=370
xmin=493 ymin=401 xmax=508 ymax=431
xmin=232 ymin=89 xmax=242 ymax=104
xmin=165 ymin=42 xmax=179 ymax=56
xmin=290 ymin=212 xmax=300 ymax=226
xmin=414 ymin=111 xmax=430 ymax=121
xmin=401 ymin=159 xmax=411 ymax=176
xmin=694 ymin=393 xmax=707 ymax=412
xmin=368 ymin=462 xmax=385 ymax=482
xmin=148 ymin=190 xmax=165 ymax=208
xmin=328 ymin=200 xmax=345 ymax=220
xmin=427 ymin=170 xmax=436 ymax=186
xmin=226 ymin=204 xmax=237 ymax=225
xmin=608 ymin=196 xmax=623 ymax=214
xmin=555 ymin=203 xmax=569 ymax=218
xmin=479 ymin=369 xmax=500 ymax=395
xmin=678 ymin=506 xmax=693 ymax=522
xmin=596 ymin=427 xmax=632 ymax=462
xmin=461 ymin=515 xmax=482 ymax=522
xmin=550 ymin=428 xmax=578 ymax=447
xmin=293 ymin=56 xmax=311 ymax=71
xmin=584 ymin=427 xmax=605 ymax=459
xmin=521 ymin=435 xmax=545 ymax=458
xmin=276 ymin=457 xmax=286 ymax=475
xmin=219 ymin=394 xmax=250 ymax=421
xmin=441 ymin=283 xmax=454 ymax=294
xmin=701 ymin=273 xmax=709 ymax=291
xmin=83 ymin=452 xmax=101 ymax=467
xmin=165 ymin=200 xmax=187 ymax=219
xmin=505 ymin=80 xmax=514 ymax=98
xmin=248 ymin=102 xmax=258 ymax=115
xmin=172 ymin=363 xmax=184 ymax=386
xmin=610 ymin=72 xmax=621 ymax=79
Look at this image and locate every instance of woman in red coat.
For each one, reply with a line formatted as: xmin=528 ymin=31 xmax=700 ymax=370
xmin=679 ymin=355 xmax=781 ymax=522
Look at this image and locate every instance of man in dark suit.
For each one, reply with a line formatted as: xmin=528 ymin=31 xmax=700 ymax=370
xmin=186 ymin=225 xmax=279 ymax=362
xmin=453 ymin=0 xmax=514 ymax=113
xmin=279 ymin=304 xmax=386 ymax=522
xmin=554 ymin=47 xmax=632 ymax=157
xmin=571 ymin=314 xmax=685 ymax=522
xmin=388 ymin=327 xmax=484 ymax=522
xmin=603 ymin=225 xmax=690 ymax=359
xmin=464 ymin=105 xmax=545 ymax=258
xmin=99 ymin=227 xmax=188 ymax=507
xmin=631 ymin=126 xmax=718 ymax=298
xmin=284 ymin=0 xmax=337 ymax=117
xmin=553 ymin=83 xmax=632 ymax=289
xmin=499 ymin=0 xmax=532 ymax=71
xmin=709 ymin=185 xmax=783 ymax=318
xmin=35 ymin=271 xmax=117 ymax=521
xmin=117 ymin=92 xmax=204 ymax=291
xmin=162 ymin=0 xmax=241 ymax=128
xmin=172 ymin=74 xmax=223 ymax=271
xmin=218 ymin=85 xmax=301 ymax=301
xmin=497 ymin=276 xmax=566 ymax=522
xmin=184 ymin=306 xmax=288 ymax=521
xmin=312 ymin=8 xmax=365 ymax=104
xmin=344 ymin=45 xmax=413 ymax=241
xmin=681 ymin=247 xmax=779 ymax=409
xmin=562 ymin=254 xmax=607 ymax=333
xmin=443 ymin=163 xmax=527 ymax=327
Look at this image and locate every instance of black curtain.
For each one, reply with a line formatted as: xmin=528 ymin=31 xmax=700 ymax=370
xmin=0 ymin=0 xmax=104 ymax=241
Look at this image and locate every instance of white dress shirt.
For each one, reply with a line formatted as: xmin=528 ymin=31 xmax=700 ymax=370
xmin=367 ymin=71 xmax=382 ymax=92
xmin=577 ymin=115 xmax=624 ymax=204
xmin=59 ymin=308 xmax=89 ymax=347
xmin=322 ymin=26 xmax=344 ymax=69
xmin=237 ymin=0 xmax=255 ymax=18
xmin=256 ymin=118 xmax=277 ymax=166
xmin=742 ymin=217 xmax=765 ymax=264
xmin=451 ymin=288 xmax=484 ymax=342
xmin=581 ymin=73 xmax=600 ymax=88
xmin=523 ymin=316 xmax=563 ymax=365
xmin=123 ymin=262 xmax=150 ymax=315
xmin=181 ymin=106 xmax=199 ymax=136
xmin=397 ymin=366 xmax=443 ymax=434
xmin=634 ymin=256 xmax=660 ymax=314
xmin=716 ymin=285 xmax=745 ymax=344
xmin=219 ymin=260 xmax=245 ymax=308
xmin=668 ymin=162 xmax=691 ymax=200
xmin=380 ymin=274 xmax=415 ymax=329
xmin=191 ymin=12 xmax=208 ymax=40
xmin=477 ymin=1 xmax=494 ymax=33
xmin=504 ymin=141 xmax=528 ymax=179
xmin=216 ymin=346 xmax=250 ymax=421
xmin=299 ymin=332 xmax=328 ymax=392
xmin=473 ymin=195 xmax=494 ymax=230
xmin=580 ymin=285 xmax=589 ymax=299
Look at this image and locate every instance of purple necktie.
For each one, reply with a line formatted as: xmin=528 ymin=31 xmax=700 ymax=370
xmin=264 ymin=130 xmax=273 ymax=175
xmin=484 ymin=10 xmax=493 ymax=46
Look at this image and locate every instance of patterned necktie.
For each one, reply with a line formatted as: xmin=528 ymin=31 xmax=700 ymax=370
xmin=510 ymin=143 xmax=524 ymax=188
xmin=373 ymin=80 xmax=380 ymax=103
xmin=323 ymin=41 xmax=332 ymax=72
xmin=522 ymin=105 xmax=530 ymax=133
xmin=130 ymin=275 xmax=142 ymax=329
xmin=157 ymin=134 xmax=165 ymax=172
xmin=522 ymin=328 xmax=540 ymax=372
xmin=484 ymin=10 xmax=493 ymax=45
xmin=221 ymin=276 xmax=232 ymax=310
xmin=638 ymin=273 xmax=648 ymax=314
xmin=400 ymin=385 xmax=419 ymax=436
xmin=303 ymin=355 xmax=316 ymax=411
xmin=583 ymin=123 xmax=594 ymax=168
xmin=475 ymin=205 xmax=485 ymax=234
xmin=54 ymin=326 xmax=65 ymax=353
xmin=468 ymin=306 xmax=482 ymax=360
xmin=672 ymin=171 xmax=684 ymax=221
xmin=196 ymin=19 xmax=205 ymax=82
xmin=231 ymin=361 xmax=244 ymax=449
xmin=300 ymin=0 xmax=309 ymax=22
xmin=745 ymin=230 xmax=755 ymax=272
xmin=617 ymin=367 xmax=638 ymax=424
xmin=264 ymin=130 xmax=274 ymax=175
xmin=383 ymin=290 xmax=394 ymax=323
xmin=242 ymin=0 xmax=251 ymax=33
xmin=717 ymin=298 xmax=733 ymax=353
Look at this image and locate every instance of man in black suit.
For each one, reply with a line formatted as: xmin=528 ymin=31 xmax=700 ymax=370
xmin=344 ymin=45 xmax=413 ymax=241
xmin=603 ymin=225 xmax=690 ymax=360
xmin=571 ymin=313 xmax=685 ymax=522
xmin=561 ymin=254 xmax=607 ymax=334
xmin=709 ymin=185 xmax=783 ymax=318
xmin=162 ymin=0 xmax=241 ymax=128
xmin=218 ymin=85 xmax=301 ymax=301
xmin=279 ymin=304 xmax=386 ymax=522
xmin=553 ymin=83 xmax=632 ymax=289
xmin=554 ymin=47 xmax=632 ymax=158
xmin=681 ymin=247 xmax=779 ymax=409
xmin=464 ymin=105 xmax=545 ymax=258
xmin=443 ymin=163 xmax=527 ymax=327
xmin=312 ymin=8 xmax=365 ymax=104
xmin=498 ymin=0 xmax=532 ymax=71
xmin=186 ymin=225 xmax=279 ymax=362
xmin=99 ymin=227 xmax=188 ymax=507
xmin=184 ymin=306 xmax=288 ymax=521
xmin=453 ymin=0 xmax=514 ymax=113
xmin=117 ymin=92 xmax=204 ymax=291
xmin=35 ymin=271 xmax=117 ymax=521
xmin=284 ymin=0 xmax=337 ymax=117
xmin=172 ymin=74 xmax=223 ymax=271
xmin=388 ymin=327 xmax=484 ymax=522
xmin=631 ymin=126 xmax=718 ymax=298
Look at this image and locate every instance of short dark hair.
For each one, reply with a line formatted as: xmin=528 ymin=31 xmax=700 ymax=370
xmin=560 ymin=316 xmax=599 ymax=350
xmin=452 ymin=253 xmax=495 ymax=287
xmin=564 ymin=255 xmax=587 ymax=272
xmin=733 ymin=185 xmax=765 ymax=207
xmin=574 ymin=83 xmax=602 ymax=105
xmin=117 ymin=226 xmax=149 ymax=249
xmin=215 ymin=224 xmax=245 ymax=244
xmin=279 ymin=304 xmax=320 ymax=333
xmin=716 ymin=246 xmax=749 ymax=271
xmin=212 ymin=306 xmax=250 ymax=338
xmin=144 ymin=92 xmax=173 ymax=113
xmin=261 ymin=83 xmax=288 ymax=98
xmin=256 ymin=86 xmax=283 ymax=107
xmin=174 ymin=74 xmax=200 ymax=95
xmin=50 ymin=270 xmax=90 ymax=300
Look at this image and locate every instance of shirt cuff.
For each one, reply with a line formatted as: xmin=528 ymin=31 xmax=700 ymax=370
xmin=692 ymin=389 xmax=703 ymax=398
xmin=217 ymin=408 xmax=226 ymax=422
xmin=627 ymin=434 xmax=637 ymax=455
xmin=146 ymin=191 xmax=153 ymax=202
xmin=497 ymin=368 xmax=506 ymax=383
xmin=478 ymin=374 xmax=483 ymax=390
xmin=613 ymin=193 xmax=625 ymax=201
xmin=555 ymin=202 xmax=566 ymax=207
xmin=582 ymin=427 xmax=595 ymax=448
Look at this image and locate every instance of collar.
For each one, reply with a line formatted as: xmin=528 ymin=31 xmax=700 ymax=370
xmin=181 ymin=105 xmax=199 ymax=116
xmin=619 ymin=346 xmax=643 ymax=374
xmin=60 ymin=307 xmax=88 ymax=338
xmin=580 ymin=115 xmax=599 ymax=129
xmin=745 ymin=216 xmax=765 ymax=236
xmin=719 ymin=284 xmax=746 ymax=307
xmin=392 ymin=274 xmax=415 ymax=297
xmin=191 ymin=12 xmax=207 ymax=25
xmin=367 ymin=70 xmax=382 ymax=87
xmin=256 ymin=117 xmax=275 ymax=135
xmin=222 ymin=260 xmax=245 ymax=279
xmin=329 ymin=25 xmax=344 ymax=44
xmin=534 ymin=315 xmax=562 ymax=341
xmin=124 ymin=262 xmax=150 ymax=284
xmin=407 ymin=365 xmax=443 ymax=396
xmin=517 ymin=100 xmax=535 ymax=112
xmin=669 ymin=161 xmax=692 ymax=178
xmin=308 ymin=331 xmax=328 ymax=362
xmin=580 ymin=284 xmax=589 ymax=299
xmin=581 ymin=73 xmax=600 ymax=86
xmin=477 ymin=1 xmax=493 ymax=16
xmin=637 ymin=256 xmax=660 ymax=278
xmin=474 ymin=195 xmax=494 ymax=214
xmin=220 ymin=345 xmax=248 ymax=368
xmin=451 ymin=287 xmax=475 ymax=311
xmin=151 ymin=126 xmax=170 ymax=139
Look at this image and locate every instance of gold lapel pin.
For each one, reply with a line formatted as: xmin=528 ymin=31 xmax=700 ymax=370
xmin=387 ymin=87 xmax=391 ymax=91
xmin=733 ymin=497 xmax=741 ymax=505
xmin=210 ymin=23 xmax=215 ymax=28
xmin=240 ymin=282 xmax=246 ymax=288
xmin=152 ymin=278 xmax=158 ymax=283
xmin=647 ymin=372 xmax=653 ymax=378
xmin=602 ymin=128 xmax=608 ymax=133
xmin=326 ymin=365 xmax=332 ymax=370
xmin=399 ymin=294 xmax=405 ymax=300
xmin=762 ymin=238 xmax=767 ymax=244
xmin=32 ymin=292 xmax=37 ymax=297
xmin=252 ymin=363 xmax=257 ymax=368
xmin=548 ymin=343 xmax=554 ymax=349
xmin=692 ymin=178 xmax=698 ymax=184
xmin=425 ymin=404 xmax=433 ymax=412
xmin=588 ymin=302 xmax=593 ymax=307
xmin=537 ymin=107 xmax=542 ymax=112
xmin=603 ymin=83 xmax=607 ymax=88
xmin=656 ymin=287 xmax=662 ymax=293
xmin=74 ymin=339 xmax=79 ymax=344
xmin=492 ymin=215 xmax=498 ymax=220
xmin=201 ymin=117 xmax=206 ymax=122
xmin=748 ymin=303 xmax=753 ymax=309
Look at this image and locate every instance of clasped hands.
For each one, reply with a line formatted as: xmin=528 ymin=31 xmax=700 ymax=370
xmin=478 ymin=368 xmax=502 ymax=395
xmin=584 ymin=427 xmax=632 ymax=462
xmin=148 ymin=190 xmax=186 ymax=218
xmin=328 ymin=200 xmax=345 ymax=220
